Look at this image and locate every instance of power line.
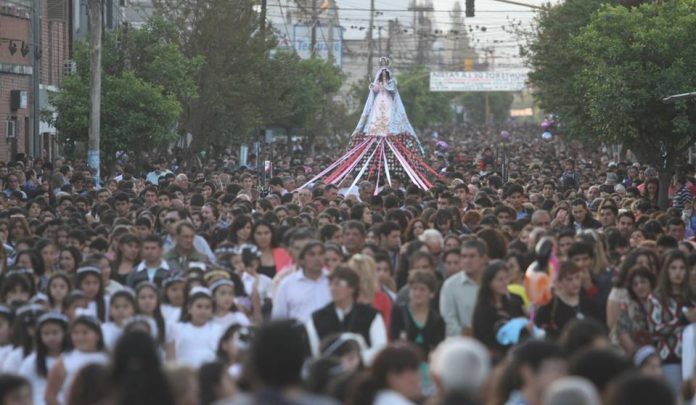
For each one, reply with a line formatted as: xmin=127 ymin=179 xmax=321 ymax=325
xmin=266 ymin=3 xmax=536 ymax=13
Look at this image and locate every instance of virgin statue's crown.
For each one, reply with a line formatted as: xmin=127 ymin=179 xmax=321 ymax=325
xmin=378 ymin=57 xmax=391 ymax=68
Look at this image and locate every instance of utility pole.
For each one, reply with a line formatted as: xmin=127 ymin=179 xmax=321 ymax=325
xmin=367 ymin=0 xmax=374 ymax=79
xmin=386 ymin=20 xmax=393 ymax=56
xmin=87 ymin=0 xmax=102 ymax=185
xmin=310 ymin=0 xmax=317 ymax=57
xmin=31 ymin=0 xmax=40 ymax=159
xmin=260 ymin=0 xmax=267 ymax=34
xmin=409 ymin=2 xmax=434 ymax=66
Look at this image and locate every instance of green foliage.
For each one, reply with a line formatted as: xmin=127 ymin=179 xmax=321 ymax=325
xmin=525 ymin=0 xmax=613 ymax=140
xmin=459 ymin=92 xmax=514 ymax=124
xmin=528 ymin=0 xmax=696 ymax=166
xmin=155 ymin=0 xmax=350 ymax=149
xmin=124 ymin=17 xmax=204 ymax=105
xmin=185 ymin=0 xmax=275 ymax=147
xmin=50 ymin=71 xmax=181 ymax=162
xmin=528 ymin=0 xmax=696 ymax=208
xmin=49 ymin=19 xmax=194 ymax=162
xmin=527 ymin=0 xmax=696 ymax=167
xmin=571 ymin=0 xmax=696 ymax=161
xmin=396 ymin=67 xmax=454 ymax=129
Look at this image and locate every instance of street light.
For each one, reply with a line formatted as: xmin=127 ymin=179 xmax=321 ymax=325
xmin=663 ymin=91 xmax=696 ymax=165
xmin=663 ymin=92 xmax=696 ymax=103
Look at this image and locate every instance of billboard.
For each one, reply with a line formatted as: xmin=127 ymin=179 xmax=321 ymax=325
xmin=293 ymin=24 xmax=343 ymax=67
xmin=430 ymin=71 xmax=528 ymax=92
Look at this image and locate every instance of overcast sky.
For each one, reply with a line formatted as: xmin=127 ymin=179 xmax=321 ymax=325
xmin=267 ymin=0 xmax=558 ymax=68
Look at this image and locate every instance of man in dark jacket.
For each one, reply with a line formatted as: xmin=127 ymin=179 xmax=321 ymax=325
xmin=126 ymin=235 xmax=171 ymax=288
xmin=305 ymin=266 xmax=387 ymax=365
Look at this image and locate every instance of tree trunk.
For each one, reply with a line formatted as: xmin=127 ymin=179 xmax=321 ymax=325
xmin=658 ymin=166 xmax=672 ymax=211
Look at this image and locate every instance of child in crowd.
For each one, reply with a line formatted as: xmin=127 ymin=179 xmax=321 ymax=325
xmin=101 ymin=289 xmax=136 ymax=350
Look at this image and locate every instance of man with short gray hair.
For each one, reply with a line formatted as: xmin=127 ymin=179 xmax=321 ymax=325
xmin=430 ymin=337 xmax=491 ymax=403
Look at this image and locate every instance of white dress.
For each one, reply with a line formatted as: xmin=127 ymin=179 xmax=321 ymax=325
xmin=374 ymin=390 xmax=416 ymax=405
xmin=212 ymin=312 xmax=250 ymax=330
xmin=0 ymin=344 xmax=14 ymax=371
xmin=58 ymin=350 xmax=109 ymax=404
xmin=168 ymin=322 xmax=224 ymax=369
xmin=1 ymin=347 xmax=24 ymax=372
xmin=82 ymin=296 xmax=110 ymax=320
xmin=365 ymin=84 xmax=394 ymax=136
xmin=101 ymin=322 xmax=124 ymax=351
xmin=241 ymin=273 xmax=273 ymax=302
xmin=19 ymin=352 xmax=57 ymax=405
xmin=60 ymin=350 xmax=109 ymax=403
xmin=161 ymin=304 xmax=182 ymax=324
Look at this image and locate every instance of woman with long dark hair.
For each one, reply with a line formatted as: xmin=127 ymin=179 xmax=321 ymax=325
xmin=228 ymin=215 xmax=252 ymax=246
xmin=199 ymin=362 xmax=235 ymax=405
xmin=251 ymin=220 xmax=291 ymax=278
xmin=57 ymin=247 xmax=82 ymax=275
xmin=111 ymin=330 xmax=175 ymax=405
xmin=18 ymin=312 xmax=70 ymax=405
xmin=348 ymin=344 xmax=422 ymax=405
xmin=7 ymin=217 xmax=30 ymax=248
xmin=44 ymin=316 xmax=108 ymax=405
xmin=404 ymin=218 xmax=426 ymax=243
xmin=111 ymin=234 xmax=141 ymax=285
xmin=350 ymin=203 xmax=373 ymax=227
xmin=616 ymin=266 xmax=656 ymax=355
xmin=472 ymin=260 xmax=525 ymax=360
xmin=607 ymin=248 xmax=659 ymax=341
xmin=643 ymin=177 xmax=659 ymax=208
xmin=646 ymin=249 xmax=695 ymax=393
xmin=135 ymin=282 xmax=167 ymax=346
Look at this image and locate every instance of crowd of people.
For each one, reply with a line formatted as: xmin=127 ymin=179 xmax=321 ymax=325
xmin=0 ymin=122 xmax=695 ymax=405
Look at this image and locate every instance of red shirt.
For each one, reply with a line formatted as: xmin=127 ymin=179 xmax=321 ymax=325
xmin=374 ymin=291 xmax=393 ymax=330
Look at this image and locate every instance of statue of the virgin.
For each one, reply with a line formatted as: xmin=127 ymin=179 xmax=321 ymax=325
xmin=301 ymin=57 xmax=435 ymax=193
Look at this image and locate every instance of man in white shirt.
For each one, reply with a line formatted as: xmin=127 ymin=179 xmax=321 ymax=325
xmin=146 ymin=159 xmax=172 ymax=185
xmin=440 ymin=239 xmax=488 ymax=336
xmin=272 ymin=241 xmax=331 ymax=323
xmin=269 ymin=228 xmax=316 ymax=299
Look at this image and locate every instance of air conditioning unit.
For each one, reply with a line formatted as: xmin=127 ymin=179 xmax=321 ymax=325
xmin=63 ymin=59 xmax=76 ymax=76
xmin=6 ymin=120 xmax=17 ymax=138
xmin=47 ymin=0 xmax=67 ymax=21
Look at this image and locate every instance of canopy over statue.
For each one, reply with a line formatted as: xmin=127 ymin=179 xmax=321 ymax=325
xmin=302 ymin=57 xmax=437 ymax=193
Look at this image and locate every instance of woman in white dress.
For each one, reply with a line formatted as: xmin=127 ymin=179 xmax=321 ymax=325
xmin=135 ymin=282 xmax=167 ymax=347
xmin=75 ymin=266 xmax=109 ymax=322
xmin=211 ymin=279 xmax=250 ymax=330
xmin=101 ymin=288 xmax=136 ymax=351
xmin=19 ymin=312 xmax=70 ymax=405
xmin=166 ymin=287 xmax=223 ymax=369
xmin=0 ymin=306 xmax=14 ymax=369
xmin=1 ymin=304 xmax=44 ymax=373
xmin=44 ymin=315 xmax=108 ymax=405
xmin=160 ymin=276 xmax=185 ymax=324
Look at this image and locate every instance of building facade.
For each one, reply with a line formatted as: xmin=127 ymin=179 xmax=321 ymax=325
xmin=0 ymin=0 xmax=69 ymax=162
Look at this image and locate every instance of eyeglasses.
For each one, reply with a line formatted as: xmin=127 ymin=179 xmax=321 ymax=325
xmin=164 ymin=218 xmax=176 ymax=224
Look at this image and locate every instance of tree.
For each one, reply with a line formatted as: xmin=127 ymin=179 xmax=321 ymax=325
xmin=459 ymin=92 xmax=514 ymax=124
xmin=154 ymin=0 xmax=351 ymax=153
xmin=123 ymin=17 xmax=203 ymax=108
xmin=183 ymin=0 xmax=276 ymax=150
xmin=524 ymin=0 xmax=612 ymax=139
xmin=528 ymin=0 xmax=696 ymax=208
xmin=396 ymin=67 xmax=454 ymax=130
xmin=49 ymin=22 xmax=189 ymax=166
